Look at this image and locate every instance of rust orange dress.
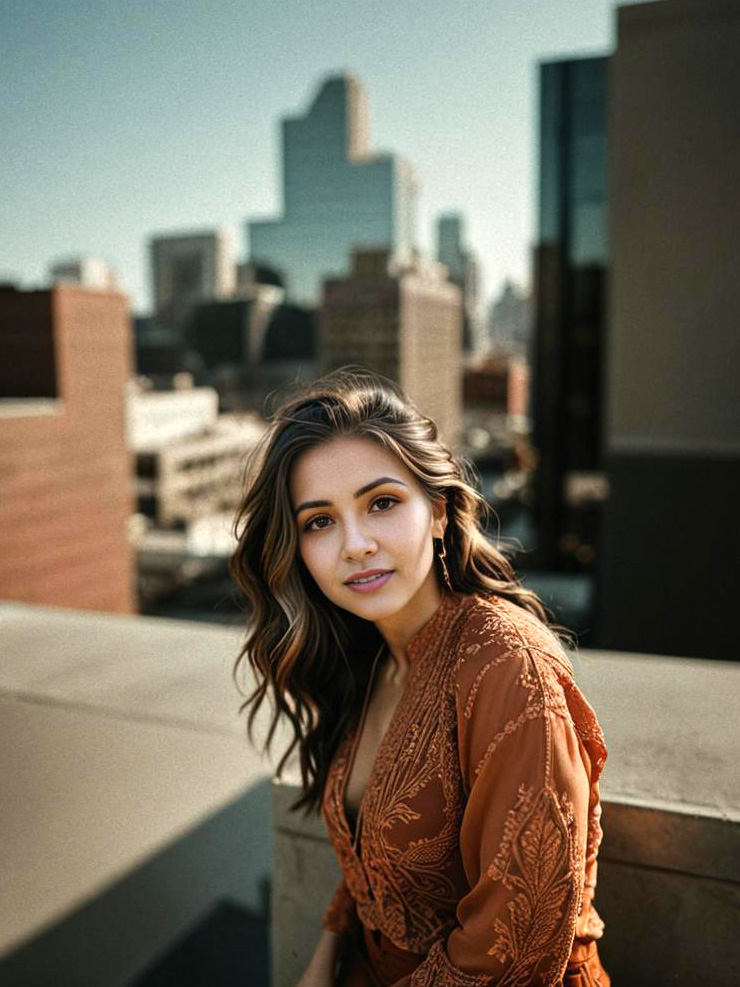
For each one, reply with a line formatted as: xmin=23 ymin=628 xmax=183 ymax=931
xmin=320 ymin=590 xmax=611 ymax=986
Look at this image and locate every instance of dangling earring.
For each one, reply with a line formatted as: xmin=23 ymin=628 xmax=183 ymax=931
xmin=436 ymin=537 xmax=453 ymax=592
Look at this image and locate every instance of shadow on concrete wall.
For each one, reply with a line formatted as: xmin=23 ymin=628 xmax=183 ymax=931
xmin=133 ymin=896 xmax=269 ymax=986
xmin=0 ymin=780 xmax=273 ymax=987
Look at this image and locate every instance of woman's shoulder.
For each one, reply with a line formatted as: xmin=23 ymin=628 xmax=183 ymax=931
xmin=452 ymin=591 xmax=608 ymax=779
xmin=450 ymin=591 xmax=576 ymax=723
xmin=454 ymin=591 xmax=573 ymax=673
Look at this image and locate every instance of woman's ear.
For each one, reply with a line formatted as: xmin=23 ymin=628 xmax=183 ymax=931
xmin=431 ymin=495 xmax=447 ymax=540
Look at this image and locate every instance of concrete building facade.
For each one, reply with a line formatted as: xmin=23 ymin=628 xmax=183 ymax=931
xmin=150 ymin=229 xmax=236 ymax=328
xmin=248 ymin=73 xmax=417 ymax=306
xmin=320 ymin=248 xmax=463 ymax=449
xmin=598 ymin=0 xmax=740 ymax=660
xmin=0 ymin=284 xmax=136 ymax=613
xmin=127 ymin=382 xmax=264 ymax=527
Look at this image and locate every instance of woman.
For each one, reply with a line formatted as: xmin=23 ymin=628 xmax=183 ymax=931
xmin=230 ymin=368 xmax=611 ymax=986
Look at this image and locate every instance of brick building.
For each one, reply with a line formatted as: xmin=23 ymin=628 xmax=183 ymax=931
xmin=0 ymin=284 xmax=136 ymax=612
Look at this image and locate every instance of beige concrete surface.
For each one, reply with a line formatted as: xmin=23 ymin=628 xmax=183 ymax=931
xmin=566 ymin=649 xmax=739 ymax=817
xmin=0 ymin=602 xmax=247 ymax=735
xmin=0 ymin=601 xmax=291 ymax=961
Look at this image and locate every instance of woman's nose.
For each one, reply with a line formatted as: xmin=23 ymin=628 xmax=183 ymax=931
xmin=342 ymin=520 xmax=377 ymax=559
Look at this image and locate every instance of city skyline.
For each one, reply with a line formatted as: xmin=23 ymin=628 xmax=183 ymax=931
xmin=1 ymin=0 xmax=650 ymax=314
xmin=248 ymin=73 xmax=417 ymax=305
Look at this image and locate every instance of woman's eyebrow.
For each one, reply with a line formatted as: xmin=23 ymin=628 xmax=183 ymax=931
xmin=293 ymin=476 xmax=408 ymax=516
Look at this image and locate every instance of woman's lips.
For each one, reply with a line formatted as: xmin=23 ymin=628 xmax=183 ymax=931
xmin=345 ymin=571 xmax=394 ymax=593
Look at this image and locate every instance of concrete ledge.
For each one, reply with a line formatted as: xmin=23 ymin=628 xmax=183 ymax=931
xmin=603 ymin=799 xmax=739 ymax=884
xmin=0 ymin=602 xmax=291 ymax=985
xmin=1 ymin=783 xmax=273 ymax=986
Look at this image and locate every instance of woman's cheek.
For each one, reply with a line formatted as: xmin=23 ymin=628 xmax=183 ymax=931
xmin=303 ymin=536 xmax=334 ymax=583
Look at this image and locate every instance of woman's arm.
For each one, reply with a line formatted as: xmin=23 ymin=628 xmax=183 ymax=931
xmin=389 ymin=642 xmax=607 ymax=986
xmin=296 ymin=877 xmax=359 ymax=985
xmin=296 ymin=928 xmax=345 ymax=987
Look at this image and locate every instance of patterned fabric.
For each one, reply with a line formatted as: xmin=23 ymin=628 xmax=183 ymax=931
xmin=321 ymin=590 xmax=609 ymax=986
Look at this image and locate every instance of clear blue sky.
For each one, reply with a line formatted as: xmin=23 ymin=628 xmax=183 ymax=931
xmin=0 ymin=0 xmax=649 ymax=316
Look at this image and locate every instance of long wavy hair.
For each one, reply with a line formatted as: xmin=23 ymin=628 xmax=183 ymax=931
xmin=229 ymin=367 xmax=575 ymax=817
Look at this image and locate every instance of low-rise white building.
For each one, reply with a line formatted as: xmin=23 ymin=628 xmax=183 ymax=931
xmin=127 ymin=380 xmax=266 ymax=533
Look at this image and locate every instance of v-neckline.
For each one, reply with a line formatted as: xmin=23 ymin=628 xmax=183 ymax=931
xmin=337 ymin=591 xmax=465 ymax=855
xmin=340 ymin=642 xmax=390 ymax=853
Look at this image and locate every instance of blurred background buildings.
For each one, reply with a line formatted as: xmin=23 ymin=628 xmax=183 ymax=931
xmin=0 ymin=283 xmax=135 ymax=612
xmin=320 ymin=246 xmax=463 ymax=447
xmin=1 ymin=0 xmax=739 ymax=981
xmin=1 ymin=0 xmax=736 ymax=654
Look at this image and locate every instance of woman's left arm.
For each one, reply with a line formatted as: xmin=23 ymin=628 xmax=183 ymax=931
xmin=391 ymin=643 xmax=605 ymax=987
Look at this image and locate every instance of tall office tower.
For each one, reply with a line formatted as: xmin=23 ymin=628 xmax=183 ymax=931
xmin=531 ymin=55 xmax=609 ymax=574
xmin=320 ymin=248 xmax=463 ymax=448
xmin=49 ymin=256 xmax=119 ymax=291
xmin=436 ymin=213 xmax=482 ymax=354
xmin=248 ymin=73 xmax=418 ymax=306
xmin=150 ymin=229 xmax=236 ymax=329
xmin=598 ymin=0 xmax=739 ymax=661
xmin=0 ymin=284 xmax=135 ymax=612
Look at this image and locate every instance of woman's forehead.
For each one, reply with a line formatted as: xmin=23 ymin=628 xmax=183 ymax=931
xmin=290 ymin=436 xmax=413 ymax=493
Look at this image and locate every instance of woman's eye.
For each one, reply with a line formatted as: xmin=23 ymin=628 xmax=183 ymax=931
xmin=304 ymin=515 xmax=332 ymax=532
xmin=303 ymin=497 xmax=398 ymax=533
xmin=372 ymin=496 xmax=398 ymax=512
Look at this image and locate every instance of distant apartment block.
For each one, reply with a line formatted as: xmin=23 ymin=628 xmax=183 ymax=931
xmin=0 ymin=284 xmax=135 ymax=613
xmin=460 ymin=355 xmax=531 ymax=465
xmin=464 ymin=355 xmax=530 ymax=422
xmin=487 ymin=280 xmax=532 ymax=358
xmin=49 ymin=256 xmax=119 ymax=292
xmin=189 ymin=285 xmax=284 ymax=373
xmin=128 ymin=382 xmax=265 ymax=528
xmin=126 ymin=381 xmax=220 ymax=450
xmin=248 ymin=73 xmax=417 ymax=306
xmin=150 ymin=229 xmax=236 ymax=328
xmin=320 ymin=247 xmax=463 ymax=448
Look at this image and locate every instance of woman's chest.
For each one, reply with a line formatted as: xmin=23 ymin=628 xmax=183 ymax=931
xmin=344 ymin=664 xmax=408 ymax=819
xmin=334 ymin=655 xmax=466 ymax=857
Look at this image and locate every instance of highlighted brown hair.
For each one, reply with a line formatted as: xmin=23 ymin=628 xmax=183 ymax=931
xmin=229 ymin=367 xmax=574 ymax=816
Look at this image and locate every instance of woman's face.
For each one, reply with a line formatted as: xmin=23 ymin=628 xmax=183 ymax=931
xmin=290 ymin=435 xmax=446 ymax=622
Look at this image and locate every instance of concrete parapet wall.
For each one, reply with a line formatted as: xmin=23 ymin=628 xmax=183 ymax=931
xmin=0 ymin=602 xmax=288 ymax=985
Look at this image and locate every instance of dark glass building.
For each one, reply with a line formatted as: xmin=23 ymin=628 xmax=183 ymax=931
xmin=531 ymin=56 xmax=609 ymax=572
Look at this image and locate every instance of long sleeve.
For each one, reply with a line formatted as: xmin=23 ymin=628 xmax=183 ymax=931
xmin=392 ymin=642 xmax=605 ymax=987
xmin=321 ymin=877 xmax=360 ymax=936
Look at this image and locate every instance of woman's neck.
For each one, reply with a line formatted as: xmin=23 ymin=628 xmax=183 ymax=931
xmin=374 ymin=570 xmax=445 ymax=675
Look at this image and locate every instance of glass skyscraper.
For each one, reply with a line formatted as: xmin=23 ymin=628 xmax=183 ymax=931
xmin=247 ymin=73 xmax=417 ymax=306
xmin=539 ymin=57 xmax=608 ymax=269
xmin=532 ymin=55 xmax=609 ymax=573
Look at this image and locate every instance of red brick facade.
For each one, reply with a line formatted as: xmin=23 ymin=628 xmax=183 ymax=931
xmin=0 ymin=285 xmax=136 ymax=613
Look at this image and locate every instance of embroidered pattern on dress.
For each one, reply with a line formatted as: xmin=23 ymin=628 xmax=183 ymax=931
xmin=456 ymin=601 xmax=606 ymax=789
xmin=486 ymin=784 xmax=585 ymax=987
xmin=322 ymin=880 xmax=358 ymax=934
xmin=321 ymin=591 xmax=607 ymax=969
xmin=323 ymin=592 xmax=474 ymax=951
xmin=409 ymin=937 xmax=492 ymax=987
